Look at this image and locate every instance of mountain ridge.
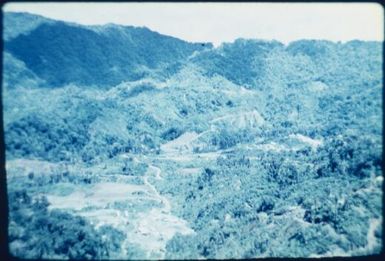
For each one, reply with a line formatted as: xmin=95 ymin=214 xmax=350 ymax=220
xmin=4 ymin=12 xmax=382 ymax=89
xmin=2 ymin=11 xmax=383 ymax=259
xmin=4 ymin=12 xmax=213 ymax=88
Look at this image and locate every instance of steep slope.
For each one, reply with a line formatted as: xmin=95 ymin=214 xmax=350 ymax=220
xmin=2 ymin=52 xmax=45 ymax=90
xmin=190 ymin=39 xmax=283 ymax=88
xmin=4 ymin=12 xmax=212 ymax=87
xmin=3 ymin=12 xmax=55 ymax=41
xmin=189 ymin=38 xmax=382 ymax=93
xmin=2 ymin=12 xmax=383 ymax=260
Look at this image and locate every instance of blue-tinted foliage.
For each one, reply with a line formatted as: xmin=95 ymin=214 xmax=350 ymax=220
xmin=3 ymin=11 xmax=383 ymax=259
xmin=5 ymin=18 xmax=211 ymax=87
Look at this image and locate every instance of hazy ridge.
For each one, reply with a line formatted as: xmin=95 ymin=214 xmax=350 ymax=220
xmin=3 ymin=12 xmax=383 ymax=259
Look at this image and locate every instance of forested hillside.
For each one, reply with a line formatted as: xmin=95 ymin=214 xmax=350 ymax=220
xmin=3 ymin=12 xmax=383 ymax=259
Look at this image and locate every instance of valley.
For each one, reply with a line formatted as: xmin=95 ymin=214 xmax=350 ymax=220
xmin=3 ymin=11 xmax=383 ymax=259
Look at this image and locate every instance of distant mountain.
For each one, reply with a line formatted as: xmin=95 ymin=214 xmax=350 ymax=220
xmin=190 ymin=38 xmax=382 ymax=90
xmin=4 ymin=12 xmax=381 ymax=90
xmin=4 ymin=12 xmax=213 ymax=87
xmin=190 ymin=39 xmax=284 ymax=88
xmin=3 ymin=12 xmax=56 ymax=41
xmin=3 ymin=11 xmax=383 ymax=259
